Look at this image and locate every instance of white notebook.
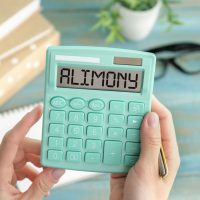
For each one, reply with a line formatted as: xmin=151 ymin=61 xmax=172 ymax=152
xmin=0 ymin=103 xmax=99 ymax=192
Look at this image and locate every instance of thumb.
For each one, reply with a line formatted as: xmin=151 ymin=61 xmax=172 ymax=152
xmin=23 ymin=168 xmax=65 ymax=200
xmin=139 ymin=112 xmax=161 ymax=168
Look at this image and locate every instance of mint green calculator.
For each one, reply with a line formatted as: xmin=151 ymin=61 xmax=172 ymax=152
xmin=41 ymin=46 xmax=156 ymax=173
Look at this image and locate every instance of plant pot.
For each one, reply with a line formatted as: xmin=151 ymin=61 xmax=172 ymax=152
xmin=117 ymin=0 xmax=162 ymax=41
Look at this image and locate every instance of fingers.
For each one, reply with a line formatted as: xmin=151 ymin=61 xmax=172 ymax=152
xmin=16 ymin=165 xmax=39 ymax=182
xmin=138 ymin=112 xmax=161 ymax=174
xmin=0 ymin=105 xmax=42 ymax=169
xmin=23 ymin=138 xmax=41 ymax=155
xmin=151 ymin=96 xmax=180 ymax=175
xmin=22 ymin=168 xmax=65 ymax=200
xmin=111 ymin=173 xmax=127 ymax=179
xmin=25 ymin=154 xmax=42 ymax=168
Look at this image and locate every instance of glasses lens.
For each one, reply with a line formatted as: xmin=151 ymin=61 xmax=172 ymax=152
xmin=155 ymin=60 xmax=166 ymax=79
xmin=176 ymin=51 xmax=200 ymax=73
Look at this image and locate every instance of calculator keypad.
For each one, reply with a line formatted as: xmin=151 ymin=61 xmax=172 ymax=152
xmin=85 ymin=152 xmax=101 ymax=164
xmin=50 ymin=97 xmax=66 ymax=108
xmin=67 ymin=151 xmax=81 ymax=162
xmin=48 ymin=137 xmax=64 ymax=149
xmin=108 ymin=114 xmax=125 ymax=126
xmin=87 ymin=126 xmax=102 ymax=138
xmin=70 ymin=98 xmax=86 ymax=110
xmin=86 ymin=139 xmax=102 ymax=152
xmin=50 ymin=110 xmax=65 ymax=123
xmin=68 ymin=125 xmax=84 ymax=138
xmin=109 ymin=101 xmax=126 ymax=113
xmin=48 ymin=150 xmax=63 ymax=161
xmin=103 ymin=141 xmax=122 ymax=165
xmin=88 ymin=113 xmax=104 ymax=124
xmin=89 ymin=99 xmax=105 ymax=111
xmin=49 ymin=123 xmax=65 ymax=136
xmin=47 ymin=96 xmax=145 ymax=170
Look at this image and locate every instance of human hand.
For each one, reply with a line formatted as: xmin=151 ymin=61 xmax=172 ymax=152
xmin=0 ymin=105 xmax=65 ymax=200
xmin=110 ymin=96 xmax=180 ymax=200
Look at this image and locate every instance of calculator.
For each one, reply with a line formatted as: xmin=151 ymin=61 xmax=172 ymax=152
xmin=41 ymin=46 xmax=167 ymax=175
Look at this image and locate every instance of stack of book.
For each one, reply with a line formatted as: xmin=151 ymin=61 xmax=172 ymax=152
xmin=0 ymin=0 xmax=60 ymax=106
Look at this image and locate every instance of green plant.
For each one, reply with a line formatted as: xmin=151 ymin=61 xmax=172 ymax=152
xmin=92 ymin=0 xmax=182 ymax=43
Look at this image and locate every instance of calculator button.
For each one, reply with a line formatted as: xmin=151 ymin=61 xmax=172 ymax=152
xmin=48 ymin=137 xmax=64 ymax=149
xmin=103 ymin=141 xmax=122 ymax=165
xmin=108 ymin=114 xmax=124 ymax=126
xmin=67 ymin=138 xmax=82 ymax=150
xmin=69 ymin=111 xmax=85 ymax=123
xmin=66 ymin=151 xmax=81 ymax=162
xmin=86 ymin=139 xmax=101 ymax=152
xmin=70 ymin=98 xmax=86 ymax=110
xmin=108 ymin=128 xmax=123 ymax=140
xmin=68 ymin=125 xmax=84 ymax=138
xmin=87 ymin=126 xmax=103 ymax=139
xmin=129 ymin=102 xmax=145 ymax=115
xmin=126 ymin=129 xmax=140 ymax=142
xmin=127 ymin=116 xmax=143 ymax=129
xmin=49 ymin=123 xmax=65 ymax=136
xmin=88 ymin=113 xmax=104 ymax=124
xmin=89 ymin=99 xmax=105 ymax=111
xmin=50 ymin=96 xmax=66 ymax=108
xmin=48 ymin=150 xmax=63 ymax=161
xmin=124 ymin=155 xmax=138 ymax=166
xmin=85 ymin=152 xmax=101 ymax=164
xmin=50 ymin=110 xmax=65 ymax=122
xmin=109 ymin=101 xmax=126 ymax=113
xmin=125 ymin=142 xmax=140 ymax=155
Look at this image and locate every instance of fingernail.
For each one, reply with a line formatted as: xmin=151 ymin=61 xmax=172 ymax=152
xmin=147 ymin=112 xmax=159 ymax=128
xmin=52 ymin=169 xmax=65 ymax=180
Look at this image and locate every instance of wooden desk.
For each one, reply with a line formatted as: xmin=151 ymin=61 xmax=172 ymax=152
xmin=1 ymin=1 xmax=200 ymax=199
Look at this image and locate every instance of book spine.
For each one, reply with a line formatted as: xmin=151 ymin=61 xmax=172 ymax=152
xmin=0 ymin=31 xmax=60 ymax=106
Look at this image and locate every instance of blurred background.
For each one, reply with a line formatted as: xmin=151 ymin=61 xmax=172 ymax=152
xmin=0 ymin=0 xmax=200 ymax=199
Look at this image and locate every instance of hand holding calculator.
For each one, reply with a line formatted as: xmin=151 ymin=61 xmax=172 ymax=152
xmin=41 ymin=46 xmax=167 ymax=176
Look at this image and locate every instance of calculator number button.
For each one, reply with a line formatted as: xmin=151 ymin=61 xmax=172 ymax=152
xmin=48 ymin=137 xmax=64 ymax=149
xmin=88 ymin=113 xmax=104 ymax=124
xmin=48 ymin=150 xmax=63 ymax=161
xmin=103 ymin=141 xmax=122 ymax=165
xmin=85 ymin=153 xmax=101 ymax=164
xmin=86 ymin=139 xmax=101 ymax=152
xmin=129 ymin=102 xmax=145 ymax=115
xmin=125 ymin=142 xmax=140 ymax=155
xmin=49 ymin=123 xmax=65 ymax=136
xmin=66 ymin=151 xmax=81 ymax=162
xmin=126 ymin=129 xmax=140 ymax=142
xmin=50 ymin=110 xmax=65 ymax=122
xmin=87 ymin=126 xmax=103 ymax=139
xmin=69 ymin=111 xmax=85 ymax=123
xmin=109 ymin=101 xmax=126 ymax=113
xmin=70 ymin=98 xmax=86 ymax=110
xmin=124 ymin=155 xmax=138 ymax=166
xmin=89 ymin=99 xmax=105 ymax=111
xmin=50 ymin=96 xmax=66 ymax=108
xmin=108 ymin=128 xmax=123 ymax=140
xmin=68 ymin=125 xmax=84 ymax=138
xmin=108 ymin=114 xmax=124 ymax=126
xmin=67 ymin=138 xmax=82 ymax=151
xmin=127 ymin=116 xmax=143 ymax=129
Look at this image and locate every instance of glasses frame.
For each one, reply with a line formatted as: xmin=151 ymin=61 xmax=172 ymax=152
xmin=146 ymin=42 xmax=200 ymax=79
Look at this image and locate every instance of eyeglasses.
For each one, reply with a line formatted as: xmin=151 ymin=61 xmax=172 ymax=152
xmin=146 ymin=42 xmax=200 ymax=79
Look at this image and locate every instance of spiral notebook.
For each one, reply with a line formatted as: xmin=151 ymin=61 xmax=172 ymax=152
xmin=0 ymin=103 xmax=99 ymax=192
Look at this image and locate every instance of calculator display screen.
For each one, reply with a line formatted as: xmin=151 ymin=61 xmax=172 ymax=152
xmin=57 ymin=67 xmax=143 ymax=92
